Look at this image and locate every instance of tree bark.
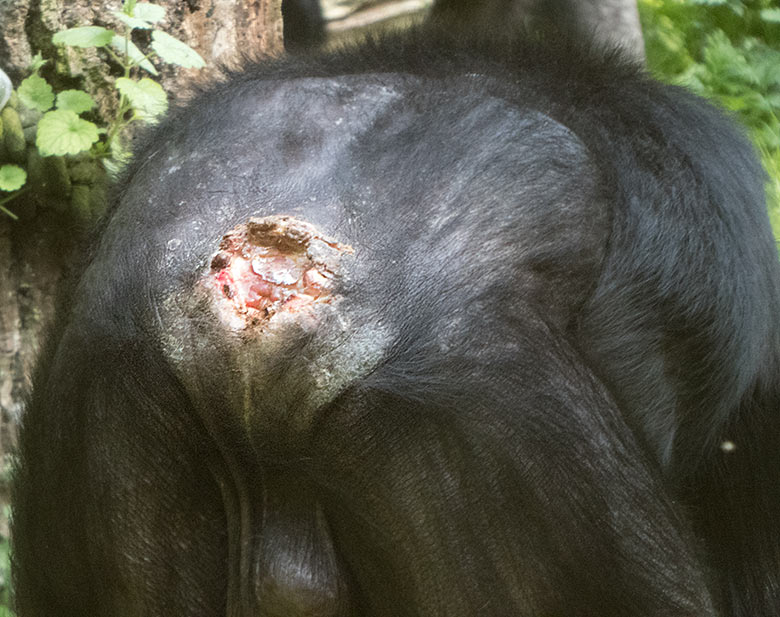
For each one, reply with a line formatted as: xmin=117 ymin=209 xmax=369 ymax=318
xmin=0 ymin=0 xmax=283 ymax=510
xmin=573 ymin=0 xmax=644 ymax=60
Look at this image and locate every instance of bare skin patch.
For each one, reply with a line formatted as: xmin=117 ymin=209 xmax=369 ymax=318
xmin=207 ymin=216 xmax=353 ymax=329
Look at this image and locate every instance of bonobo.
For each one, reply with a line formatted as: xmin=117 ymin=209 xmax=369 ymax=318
xmin=12 ymin=10 xmax=780 ymax=617
xmin=282 ymin=0 xmax=325 ymax=51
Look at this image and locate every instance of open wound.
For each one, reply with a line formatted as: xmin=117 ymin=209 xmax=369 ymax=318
xmin=207 ymin=216 xmax=353 ymax=325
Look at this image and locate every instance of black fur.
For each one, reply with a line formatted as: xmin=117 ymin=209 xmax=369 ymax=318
xmin=12 ymin=19 xmax=780 ymax=617
xmin=430 ymin=0 xmax=584 ymax=39
xmin=282 ymin=0 xmax=326 ymax=51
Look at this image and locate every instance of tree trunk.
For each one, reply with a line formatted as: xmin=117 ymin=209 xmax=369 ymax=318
xmin=0 ymin=0 xmax=283 ymax=517
xmin=573 ymin=0 xmax=644 ymax=60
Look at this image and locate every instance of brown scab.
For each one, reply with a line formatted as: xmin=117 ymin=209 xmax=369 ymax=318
xmin=247 ymin=217 xmax=313 ymax=252
xmin=206 ymin=216 xmax=352 ymax=327
xmin=210 ymin=251 xmax=231 ymax=270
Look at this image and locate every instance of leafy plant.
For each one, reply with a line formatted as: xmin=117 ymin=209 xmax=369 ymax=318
xmin=639 ymin=0 xmax=780 ymax=237
xmin=0 ymin=165 xmax=27 ymax=218
xmin=0 ymin=0 xmax=204 ymax=219
xmin=0 ymin=506 xmax=10 ymax=612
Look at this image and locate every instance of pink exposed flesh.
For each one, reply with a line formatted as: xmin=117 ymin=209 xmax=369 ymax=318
xmin=206 ymin=216 xmax=350 ymax=323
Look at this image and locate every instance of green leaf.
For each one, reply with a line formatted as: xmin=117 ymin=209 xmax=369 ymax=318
xmin=123 ymin=0 xmax=138 ymax=15
xmin=688 ymin=0 xmax=744 ymax=15
xmin=110 ymin=34 xmax=158 ymax=75
xmin=0 ymin=165 xmax=27 ymax=192
xmin=151 ymin=31 xmax=205 ymax=68
xmin=56 ymin=90 xmax=96 ymax=114
xmin=112 ymin=10 xmax=153 ymax=30
xmin=36 ymin=109 xmax=100 ymax=156
xmin=134 ymin=3 xmax=166 ymax=23
xmin=104 ymin=139 xmax=133 ymax=177
xmin=115 ymin=77 xmax=168 ymax=121
xmin=760 ymin=8 xmax=780 ymax=23
xmin=28 ymin=52 xmax=47 ymax=73
xmin=52 ymin=26 xmax=115 ymax=48
xmin=17 ymin=74 xmax=54 ymax=112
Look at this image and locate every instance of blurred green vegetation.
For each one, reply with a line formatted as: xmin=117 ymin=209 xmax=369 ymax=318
xmin=0 ymin=505 xmax=11 ymax=616
xmin=639 ymin=0 xmax=780 ymax=237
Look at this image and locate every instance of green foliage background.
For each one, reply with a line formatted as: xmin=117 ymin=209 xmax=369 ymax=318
xmin=639 ymin=0 xmax=780 ymax=238
xmin=1 ymin=0 xmax=777 ymax=613
xmin=0 ymin=0 xmax=203 ymax=221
